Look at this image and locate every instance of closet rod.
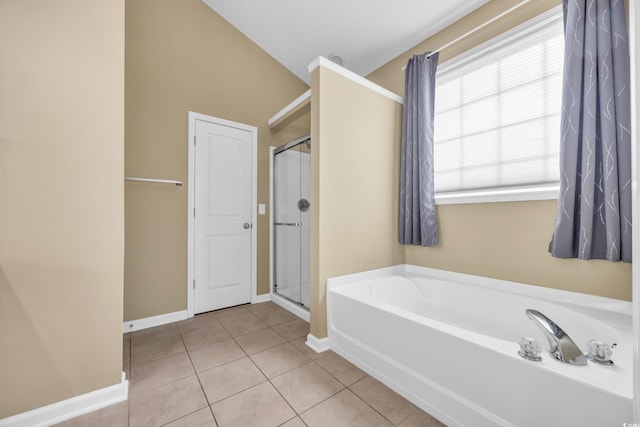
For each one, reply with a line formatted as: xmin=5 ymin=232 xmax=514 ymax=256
xmin=125 ymin=176 xmax=183 ymax=186
xmin=402 ymin=0 xmax=530 ymax=70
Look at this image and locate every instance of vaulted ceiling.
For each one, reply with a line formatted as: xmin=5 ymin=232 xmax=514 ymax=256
xmin=201 ymin=0 xmax=489 ymax=85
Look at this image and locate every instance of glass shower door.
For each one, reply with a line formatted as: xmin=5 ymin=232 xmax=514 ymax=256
xmin=274 ymin=139 xmax=310 ymax=309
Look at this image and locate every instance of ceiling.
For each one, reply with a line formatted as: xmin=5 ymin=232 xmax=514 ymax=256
xmin=201 ymin=0 xmax=490 ymax=85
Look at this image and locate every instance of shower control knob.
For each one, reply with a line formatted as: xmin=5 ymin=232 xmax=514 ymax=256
xmin=243 ymin=223 xmax=252 ymax=229
xmin=298 ymin=198 xmax=310 ymax=212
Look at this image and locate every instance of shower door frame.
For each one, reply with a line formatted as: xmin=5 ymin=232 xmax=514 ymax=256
xmin=269 ymin=136 xmax=311 ymax=322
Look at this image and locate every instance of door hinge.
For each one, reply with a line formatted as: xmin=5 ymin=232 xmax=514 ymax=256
xmin=193 ymin=279 xmax=195 ymax=289
xmin=193 ymin=135 xmax=196 ymax=145
xmin=193 ymin=207 xmax=196 ymax=217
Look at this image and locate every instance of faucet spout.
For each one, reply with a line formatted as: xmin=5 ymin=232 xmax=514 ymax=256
xmin=525 ymin=309 xmax=587 ymax=366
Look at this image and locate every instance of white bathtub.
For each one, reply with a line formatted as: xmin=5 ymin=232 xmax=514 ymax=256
xmin=327 ymin=265 xmax=633 ymax=427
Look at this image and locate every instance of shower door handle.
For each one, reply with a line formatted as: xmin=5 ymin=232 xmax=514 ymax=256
xmin=243 ymin=222 xmax=252 ymax=229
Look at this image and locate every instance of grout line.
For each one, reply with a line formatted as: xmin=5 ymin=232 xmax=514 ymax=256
xmin=264 ymin=358 xmax=342 ymax=425
xmin=396 ymin=407 xmax=421 ymax=426
xmin=265 ymin=357 xmax=347 ymax=420
xmin=126 ymin=390 xmax=131 ymax=426
xmin=277 ymin=416 xmax=307 ymax=427
xmin=348 ymin=377 xmax=430 ymax=426
xmin=346 ymin=386 xmax=399 ymax=426
xmin=191 ymin=310 xmax=272 ymax=409
xmin=178 ymin=321 xmax=213 ymax=404
xmin=192 ymin=351 xmax=248 ymax=376
xmin=236 ymin=329 xmax=315 ymax=417
xmin=126 ymin=333 xmax=132 ymax=427
xmin=290 ymin=371 xmax=347 ymax=419
xmin=173 ymin=322 xmax=214 ymax=426
xmin=267 ymin=375 xmax=299 ymax=419
xmin=156 ymin=406 xmax=211 ymax=427
xmin=208 ymin=406 xmax=219 ymax=427
xmin=177 ymin=322 xmax=225 ymax=427
xmin=159 ymin=304 xmax=313 ymax=425
xmin=127 ymin=304 xmax=283 ymax=426
xmin=207 ymin=380 xmax=270 ymax=408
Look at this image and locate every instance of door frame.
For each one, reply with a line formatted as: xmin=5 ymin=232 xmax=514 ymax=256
xmin=187 ymin=111 xmax=258 ymax=318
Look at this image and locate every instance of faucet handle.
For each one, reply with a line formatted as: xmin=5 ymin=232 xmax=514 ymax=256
xmin=585 ymin=340 xmax=614 ymax=365
xmin=518 ymin=337 xmax=542 ymax=361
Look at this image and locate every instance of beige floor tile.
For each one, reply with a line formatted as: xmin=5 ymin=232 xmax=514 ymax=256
xmin=300 ymin=389 xmax=393 ymax=427
xmin=189 ymin=339 xmax=246 ymax=373
xmin=177 ymin=313 xmax=221 ymax=335
xmin=279 ymin=417 xmax=306 ymax=427
xmin=130 ymin=351 xmax=194 ymax=396
xmin=250 ymin=342 xmax=311 ymax=378
xmin=53 ymin=401 xmax=128 ymax=427
xmin=235 ymin=327 xmax=285 ymax=355
xmin=129 ymin=375 xmax=208 ymax=427
xmin=398 ymin=409 xmax=447 ymax=427
xmin=271 ymin=362 xmax=344 ymax=413
xmin=212 ymin=305 xmax=255 ymax=322
xmin=211 ymin=382 xmax=296 ymax=427
xmin=164 ymin=407 xmax=217 ymax=427
xmin=271 ymin=319 xmax=310 ymax=341
xmin=350 ymin=376 xmax=417 ymax=424
xmin=315 ymin=351 xmax=367 ymax=386
xmin=130 ymin=323 xmax=180 ymax=346
xmin=198 ymin=357 xmax=266 ymax=404
xmin=181 ymin=323 xmax=232 ymax=351
xmin=290 ymin=337 xmax=324 ymax=360
xmin=130 ymin=334 xmax=186 ymax=367
xmin=247 ymin=301 xmax=281 ymax=315
xmin=254 ymin=308 xmax=298 ymax=326
xmin=219 ymin=315 xmax=268 ymax=337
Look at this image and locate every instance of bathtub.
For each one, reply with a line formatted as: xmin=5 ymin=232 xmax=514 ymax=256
xmin=327 ymin=265 xmax=633 ymax=427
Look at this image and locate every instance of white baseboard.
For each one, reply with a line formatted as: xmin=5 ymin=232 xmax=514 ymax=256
xmin=0 ymin=372 xmax=128 ymax=427
xmin=254 ymin=293 xmax=271 ymax=304
xmin=306 ymin=333 xmax=331 ymax=353
xmin=122 ymin=310 xmax=188 ymax=333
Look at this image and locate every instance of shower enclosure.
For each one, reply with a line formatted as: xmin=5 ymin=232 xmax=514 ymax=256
xmin=272 ymin=135 xmax=310 ymax=309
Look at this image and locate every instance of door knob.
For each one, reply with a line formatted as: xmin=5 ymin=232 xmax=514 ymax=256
xmin=243 ymin=222 xmax=252 ymax=229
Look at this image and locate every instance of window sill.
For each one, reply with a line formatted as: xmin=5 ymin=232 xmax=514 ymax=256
xmin=435 ymin=185 xmax=559 ymax=205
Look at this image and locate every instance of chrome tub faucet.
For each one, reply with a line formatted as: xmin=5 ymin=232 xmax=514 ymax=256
xmin=525 ymin=309 xmax=587 ymax=366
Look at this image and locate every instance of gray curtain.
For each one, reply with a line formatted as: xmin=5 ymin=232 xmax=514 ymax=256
xmin=550 ymin=0 xmax=631 ymax=262
xmin=399 ymin=53 xmax=439 ymax=247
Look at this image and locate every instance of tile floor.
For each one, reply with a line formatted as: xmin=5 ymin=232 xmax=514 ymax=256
xmin=56 ymin=302 xmax=446 ymax=427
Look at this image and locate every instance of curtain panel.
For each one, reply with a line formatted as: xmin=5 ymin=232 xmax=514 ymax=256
xmin=550 ymin=0 xmax=632 ymax=262
xmin=399 ymin=53 xmax=439 ymax=247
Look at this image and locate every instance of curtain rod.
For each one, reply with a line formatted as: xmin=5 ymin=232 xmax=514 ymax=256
xmin=402 ymin=0 xmax=531 ymax=70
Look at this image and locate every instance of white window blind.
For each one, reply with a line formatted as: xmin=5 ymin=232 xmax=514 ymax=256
xmin=434 ymin=10 xmax=564 ymax=194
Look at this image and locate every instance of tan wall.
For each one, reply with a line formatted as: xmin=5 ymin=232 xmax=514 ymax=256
xmin=310 ymin=65 xmax=405 ymax=337
xmin=406 ymin=201 xmax=631 ymax=299
xmin=0 ymin=0 xmax=125 ymax=417
xmin=125 ymin=0 xmax=309 ymax=321
xmin=366 ymin=0 xmax=632 ymax=301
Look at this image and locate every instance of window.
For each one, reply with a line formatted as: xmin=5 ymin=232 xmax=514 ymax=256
xmin=433 ymin=8 xmax=563 ymax=202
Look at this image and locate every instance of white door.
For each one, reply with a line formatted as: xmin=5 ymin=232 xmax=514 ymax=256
xmin=193 ymin=118 xmax=254 ymax=313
